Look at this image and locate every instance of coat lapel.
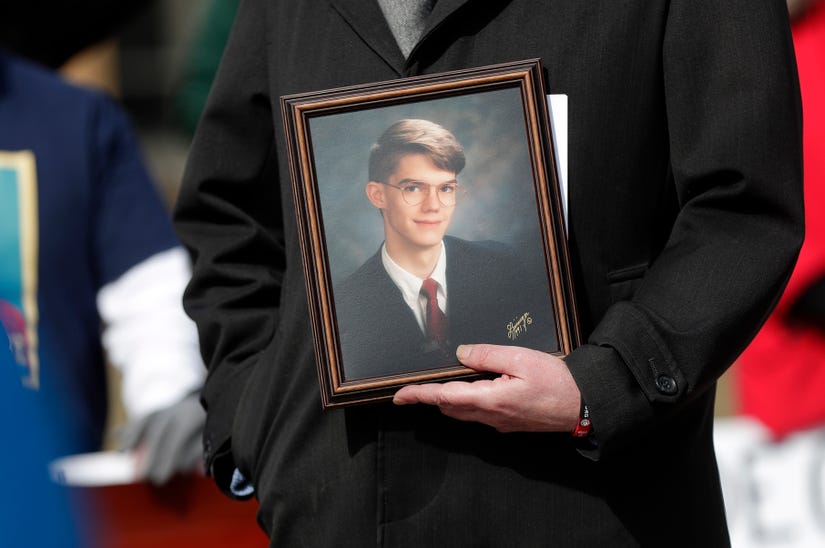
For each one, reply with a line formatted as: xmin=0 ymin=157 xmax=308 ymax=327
xmin=328 ymin=0 xmax=407 ymax=75
xmin=443 ymin=236 xmax=474 ymax=338
xmin=422 ymin=0 xmax=475 ymax=38
xmin=328 ymin=0 xmax=475 ymax=75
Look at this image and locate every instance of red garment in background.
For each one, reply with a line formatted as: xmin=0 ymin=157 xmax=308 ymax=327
xmin=736 ymin=1 xmax=825 ymax=438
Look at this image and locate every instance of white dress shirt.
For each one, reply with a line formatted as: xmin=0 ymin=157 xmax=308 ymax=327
xmin=381 ymin=241 xmax=447 ymax=334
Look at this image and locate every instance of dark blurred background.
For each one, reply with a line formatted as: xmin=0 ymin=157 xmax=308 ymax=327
xmin=1 ymin=0 xmax=231 ymax=207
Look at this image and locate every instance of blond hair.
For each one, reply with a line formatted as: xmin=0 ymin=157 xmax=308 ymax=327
xmin=368 ymin=119 xmax=465 ymax=182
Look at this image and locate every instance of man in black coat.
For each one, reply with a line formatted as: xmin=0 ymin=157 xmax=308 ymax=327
xmin=174 ymin=1 xmax=803 ymax=546
xmin=335 ymin=119 xmax=555 ymax=380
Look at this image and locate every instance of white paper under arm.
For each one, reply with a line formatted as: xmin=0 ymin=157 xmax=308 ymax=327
xmin=547 ymin=94 xmax=569 ymax=229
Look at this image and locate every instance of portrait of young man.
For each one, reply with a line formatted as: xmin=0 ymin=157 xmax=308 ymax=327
xmin=333 ymin=118 xmax=556 ymax=380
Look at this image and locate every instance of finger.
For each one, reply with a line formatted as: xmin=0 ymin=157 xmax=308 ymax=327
xmin=394 ymin=379 xmax=486 ymax=407
xmin=455 ymin=344 xmax=545 ymax=377
xmin=394 ymin=380 xmax=510 ymax=430
xmin=393 ymin=382 xmax=449 ymax=406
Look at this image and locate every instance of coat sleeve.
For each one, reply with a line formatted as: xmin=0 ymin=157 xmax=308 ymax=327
xmin=172 ymin=0 xmax=282 ymax=495
xmin=565 ymin=0 xmax=804 ymax=457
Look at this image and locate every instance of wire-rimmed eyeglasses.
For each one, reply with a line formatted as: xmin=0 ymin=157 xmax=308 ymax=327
xmin=379 ymin=180 xmax=464 ymax=206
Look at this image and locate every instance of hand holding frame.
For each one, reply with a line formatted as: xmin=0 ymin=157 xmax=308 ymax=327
xmin=394 ymin=344 xmax=581 ymax=433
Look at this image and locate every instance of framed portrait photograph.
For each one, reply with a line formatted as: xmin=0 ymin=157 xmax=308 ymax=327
xmin=282 ymin=59 xmax=579 ymax=408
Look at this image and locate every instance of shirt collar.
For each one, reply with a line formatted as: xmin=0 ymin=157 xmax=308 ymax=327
xmin=381 ymin=241 xmax=447 ymax=303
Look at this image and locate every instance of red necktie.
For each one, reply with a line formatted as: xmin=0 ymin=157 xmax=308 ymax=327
xmin=420 ymin=278 xmax=448 ymax=346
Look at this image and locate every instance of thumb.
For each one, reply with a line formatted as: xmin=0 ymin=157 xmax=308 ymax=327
xmin=456 ymin=344 xmax=544 ymax=377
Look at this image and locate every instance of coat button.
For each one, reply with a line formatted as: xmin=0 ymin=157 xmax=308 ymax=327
xmin=655 ymin=374 xmax=677 ymax=395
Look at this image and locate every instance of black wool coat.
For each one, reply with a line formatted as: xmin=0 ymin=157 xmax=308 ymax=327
xmin=174 ymin=1 xmax=803 ymax=546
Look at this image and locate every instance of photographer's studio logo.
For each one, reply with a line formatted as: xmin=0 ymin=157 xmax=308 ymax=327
xmin=506 ymin=312 xmax=533 ymax=341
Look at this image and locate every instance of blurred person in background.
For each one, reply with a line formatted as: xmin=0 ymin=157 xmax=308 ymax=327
xmin=0 ymin=324 xmax=84 ymax=547
xmin=735 ymin=0 xmax=825 ymax=439
xmin=0 ymin=1 xmax=145 ymax=72
xmin=0 ymin=41 xmax=206 ymax=484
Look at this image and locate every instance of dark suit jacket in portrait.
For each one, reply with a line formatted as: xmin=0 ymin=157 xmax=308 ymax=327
xmin=334 ymin=236 xmax=556 ymax=380
xmin=174 ymin=1 xmax=803 ymax=546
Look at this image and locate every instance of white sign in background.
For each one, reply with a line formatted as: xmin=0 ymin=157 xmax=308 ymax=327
xmin=715 ymin=417 xmax=825 ymax=548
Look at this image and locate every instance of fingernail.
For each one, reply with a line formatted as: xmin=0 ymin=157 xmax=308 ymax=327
xmin=456 ymin=344 xmax=471 ymax=360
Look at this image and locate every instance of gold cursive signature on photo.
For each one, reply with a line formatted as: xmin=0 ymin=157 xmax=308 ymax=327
xmin=506 ymin=312 xmax=533 ymax=340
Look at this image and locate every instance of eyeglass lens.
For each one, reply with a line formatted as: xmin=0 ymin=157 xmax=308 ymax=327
xmin=396 ymin=182 xmax=460 ymax=206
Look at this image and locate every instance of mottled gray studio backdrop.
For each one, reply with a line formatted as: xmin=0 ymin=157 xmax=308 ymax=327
xmin=308 ymin=86 xmax=552 ymax=290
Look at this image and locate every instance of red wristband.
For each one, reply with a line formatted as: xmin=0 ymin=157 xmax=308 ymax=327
xmin=572 ymin=401 xmax=592 ymax=438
